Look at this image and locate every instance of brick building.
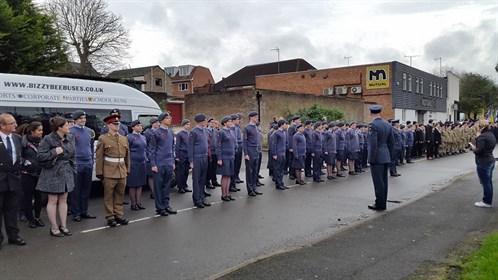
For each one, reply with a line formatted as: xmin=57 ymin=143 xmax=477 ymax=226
xmin=256 ymin=61 xmax=452 ymax=123
xmin=164 ymin=65 xmax=215 ymax=98
xmin=108 ymin=65 xmax=172 ymax=94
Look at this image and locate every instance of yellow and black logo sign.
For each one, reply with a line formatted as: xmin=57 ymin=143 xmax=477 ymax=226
xmin=366 ymin=65 xmax=390 ymax=89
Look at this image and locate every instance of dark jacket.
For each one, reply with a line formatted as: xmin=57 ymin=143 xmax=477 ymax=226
xmin=0 ymin=132 xmax=22 ymax=192
xmin=21 ymin=135 xmax=42 ymax=177
xmin=473 ymin=128 xmax=497 ymax=164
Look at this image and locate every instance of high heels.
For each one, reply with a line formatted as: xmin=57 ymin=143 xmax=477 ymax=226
xmin=50 ymin=227 xmax=64 ymax=237
xmin=59 ymin=226 xmax=72 ymax=236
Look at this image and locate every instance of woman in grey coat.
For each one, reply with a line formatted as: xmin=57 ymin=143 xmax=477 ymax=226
xmin=36 ymin=117 xmax=76 ymax=237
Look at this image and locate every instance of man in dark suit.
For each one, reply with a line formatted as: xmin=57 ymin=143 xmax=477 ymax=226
xmin=425 ymin=119 xmax=435 ymax=160
xmin=367 ymin=106 xmax=394 ymax=211
xmin=0 ymin=114 xmax=26 ymax=247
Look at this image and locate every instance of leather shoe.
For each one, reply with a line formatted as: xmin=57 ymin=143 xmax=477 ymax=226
xmin=73 ymin=216 xmax=82 ymax=222
xmin=131 ymin=204 xmax=139 ymax=211
xmin=212 ymin=182 xmax=222 ymax=187
xmin=206 ymin=184 xmax=216 ymax=189
xmin=349 ymin=172 xmax=358 ymax=175
xmin=222 ymin=196 xmax=231 ymax=202
xmin=136 ymin=203 xmax=146 ymax=210
xmin=228 ymin=196 xmax=236 ymax=201
xmin=81 ymin=214 xmax=97 ymax=219
xmin=254 ymin=191 xmax=263 ymax=195
xmin=157 ymin=210 xmax=169 ymax=216
xmin=313 ymin=179 xmax=324 ymax=182
xmin=165 ymin=207 xmax=177 ymax=214
xmin=298 ymin=181 xmax=306 ymax=185
xmin=202 ymin=202 xmax=211 ymax=207
xmin=115 ymin=217 xmax=129 ymax=225
xmin=256 ymin=182 xmax=264 ymax=186
xmin=258 ymin=175 xmax=264 ymax=179
xmin=150 ymin=193 xmax=155 ymax=199
xmin=203 ymin=191 xmax=211 ymax=197
xmin=336 ymin=173 xmax=345 ymax=177
xmin=235 ymin=179 xmax=244 ymax=184
xmin=276 ymin=186 xmax=286 ymax=190
xmin=34 ymin=218 xmax=45 ymax=227
xmin=8 ymin=237 xmax=27 ymax=246
xmin=368 ymin=204 xmax=386 ymax=211
xmin=107 ymin=219 xmax=117 ymax=227
xmin=248 ymin=192 xmax=257 ymax=197
xmin=195 ymin=203 xmax=205 ymax=208
xmin=229 ymin=188 xmax=238 ymax=192
xmin=28 ymin=220 xmax=37 ymax=228
xmin=184 ymin=188 xmax=192 ymax=192
xmin=123 ymin=201 xmax=129 ymax=205
xmin=178 ymin=189 xmax=186 ymax=194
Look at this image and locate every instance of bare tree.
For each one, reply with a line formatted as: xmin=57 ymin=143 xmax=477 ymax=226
xmin=47 ymin=0 xmax=130 ymax=75
xmin=432 ymin=64 xmax=456 ymax=77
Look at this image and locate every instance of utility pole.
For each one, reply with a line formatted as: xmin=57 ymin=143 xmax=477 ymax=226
xmin=404 ymin=54 xmax=420 ymax=66
xmin=435 ymin=57 xmax=442 ymax=76
xmin=344 ymin=56 xmax=352 ymax=66
xmin=270 ymin=47 xmax=280 ymax=74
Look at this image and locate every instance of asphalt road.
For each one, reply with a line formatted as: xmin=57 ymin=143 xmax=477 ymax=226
xmin=0 ymin=152 xmax=482 ymax=280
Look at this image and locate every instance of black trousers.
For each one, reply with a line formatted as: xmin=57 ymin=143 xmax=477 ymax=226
xmin=0 ymin=190 xmax=20 ymax=244
xmin=426 ymin=141 xmax=434 ymax=158
xmin=370 ymin=163 xmax=389 ymax=208
xmin=205 ymin=154 xmax=218 ymax=186
xmin=305 ymin=151 xmax=312 ymax=176
xmin=245 ymin=151 xmax=260 ymax=193
xmin=176 ymin=158 xmax=190 ymax=191
xmin=312 ymin=153 xmax=322 ymax=181
xmin=21 ymin=174 xmax=42 ymax=221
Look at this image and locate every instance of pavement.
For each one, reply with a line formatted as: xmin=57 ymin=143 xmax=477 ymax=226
xmin=216 ymin=163 xmax=498 ymax=279
xmin=1 ymin=152 xmax=496 ymax=280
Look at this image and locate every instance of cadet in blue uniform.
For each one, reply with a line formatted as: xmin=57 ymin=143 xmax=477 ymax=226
xmin=399 ymin=124 xmax=406 ymax=165
xmin=324 ymin=121 xmax=337 ymax=180
xmin=367 ymin=105 xmax=394 ymax=211
xmin=389 ymin=119 xmax=402 ymax=177
xmin=216 ymin=116 xmax=236 ymax=201
xmin=243 ymin=111 xmax=263 ymax=196
xmin=229 ymin=114 xmax=243 ymax=192
xmin=206 ymin=117 xmax=221 ymax=189
xmin=148 ymin=112 xmax=177 ymax=216
xmin=346 ymin=122 xmax=360 ymax=175
xmin=361 ymin=124 xmax=369 ymax=169
xmin=311 ymin=122 xmax=324 ymax=182
xmin=256 ymin=122 xmax=265 ymax=186
xmin=175 ymin=119 xmax=192 ymax=194
xmin=335 ymin=123 xmax=346 ymax=177
xmin=287 ymin=116 xmax=300 ymax=180
xmin=303 ymin=120 xmax=313 ymax=177
xmin=292 ymin=124 xmax=306 ymax=185
xmin=69 ymin=110 xmax=97 ymax=222
xmin=271 ymin=119 xmax=288 ymax=190
xmin=405 ymin=124 xmax=414 ymax=163
xmin=100 ymin=109 xmax=129 ymax=136
xmin=355 ymin=124 xmax=365 ymax=173
xmin=144 ymin=117 xmax=159 ymax=199
xmin=267 ymin=124 xmax=277 ymax=177
xmin=189 ymin=114 xmax=211 ymax=208
xmin=127 ymin=120 xmax=147 ymax=210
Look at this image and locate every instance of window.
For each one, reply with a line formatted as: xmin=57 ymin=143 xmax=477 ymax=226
xmin=408 ymin=75 xmax=412 ymax=92
xmin=178 ymin=83 xmax=189 ymax=91
xmin=179 ymin=67 xmax=189 ymax=76
xmin=440 ymin=85 xmax=444 ymax=98
xmin=429 ymin=82 xmax=433 ymax=96
xmin=155 ymin=78 xmax=162 ymax=87
xmin=433 ymin=83 xmax=437 ymax=97
xmin=402 ymin=109 xmax=406 ymax=121
xmin=415 ymin=77 xmax=420 ymax=93
xmin=420 ymin=78 xmax=424 ymax=94
xmin=402 ymin=73 xmax=407 ymax=91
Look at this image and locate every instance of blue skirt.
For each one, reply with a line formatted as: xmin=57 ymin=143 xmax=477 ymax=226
xmin=292 ymin=156 xmax=305 ymax=169
xmin=347 ymin=151 xmax=360 ymax=161
xmin=146 ymin=161 xmax=154 ymax=176
xmin=325 ymin=153 xmax=336 ymax=165
xmin=127 ymin=162 xmax=147 ymax=187
xmin=336 ymin=150 xmax=346 ymax=161
xmin=217 ymin=158 xmax=234 ymax=176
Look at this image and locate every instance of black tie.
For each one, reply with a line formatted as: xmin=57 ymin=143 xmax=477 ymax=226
xmin=6 ymin=136 xmax=13 ymax=162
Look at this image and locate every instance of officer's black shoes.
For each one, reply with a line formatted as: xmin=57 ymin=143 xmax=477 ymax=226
xmin=157 ymin=210 xmax=169 ymax=216
xmin=254 ymin=191 xmax=263 ymax=195
xmin=195 ymin=203 xmax=205 ymax=208
xmin=203 ymin=191 xmax=211 ymax=197
xmin=327 ymin=176 xmax=336 ymax=180
xmin=368 ymin=204 xmax=386 ymax=211
xmin=165 ymin=207 xmax=177 ymax=214
xmin=313 ymin=179 xmax=324 ymax=182
xmin=276 ymin=186 xmax=286 ymax=190
xmin=256 ymin=182 xmax=265 ymax=186
xmin=248 ymin=192 xmax=257 ymax=197
xmin=202 ymin=202 xmax=211 ymax=207
xmin=115 ymin=217 xmax=129 ymax=225
xmin=107 ymin=219 xmax=117 ymax=227
xmin=8 ymin=237 xmax=27 ymax=246
xmin=81 ymin=214 xmax=97 ymax=219
xmin=73 ymin=216 xmax=82 ymax=222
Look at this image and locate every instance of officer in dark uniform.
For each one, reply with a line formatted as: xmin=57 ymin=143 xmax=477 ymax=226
xmin=189 ymin=114 xmax=211 ymax=208
xmin=100 ymin=109 xmax=129 ymax=136
xmin=244 ymin=111 xmax=262 ymax=196
xmin=367 ymin=105 xmax=394 ymax=211
xmin=95 ymin=115 xmax=130 ymax=227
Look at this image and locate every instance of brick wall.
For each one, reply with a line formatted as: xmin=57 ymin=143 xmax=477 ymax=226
xmin=142 ymin=67 xmax=172 ymax=94
xmin=184 ymin=89 xmax=368 ymax=132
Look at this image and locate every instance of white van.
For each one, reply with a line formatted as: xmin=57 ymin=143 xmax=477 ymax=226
xmin=0 ymin=73 xmax=161 ymax=136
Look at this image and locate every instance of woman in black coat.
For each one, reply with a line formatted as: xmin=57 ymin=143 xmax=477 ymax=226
xmin=20 ymin=122 xmax=45 ymax=229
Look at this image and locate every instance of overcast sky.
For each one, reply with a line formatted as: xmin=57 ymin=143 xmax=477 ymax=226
xmin=40 ymin=0 xmax=498 ymax=82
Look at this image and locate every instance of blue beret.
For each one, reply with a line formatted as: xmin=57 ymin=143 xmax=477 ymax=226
xmin=72 ymin=110 xmax=86 ymax=120
xmin=238 ymin=113 xmax=243 ymax=119
xmin=220 ymin=116 xmax=231 ymax=125
xmin=272 ymin=124 xmax=278 ymax=130
xmin=296 ymin=124 xmax=303 ymax=129
xmin=337 ymin=122 xmax=345 ymax=127
xmin=194 ymin=114 xmax=206 ymax=122
xmin=248 ymin=111 xmax=258 ymax=118
xmin=149 ymin=117 xmax=158 ymax=124
xmin=292 ymin=115 xmax=300 ymax=121
xmin=329 ymin=121 xmax=336 ymax=127
xmin=313 ymin=122 xmax=322 ymax=129
xmin=277 ymin=119 xmax=287 ymax=127
xmin=130 ymin=120 xmax=141 ymax=127
xmin=305 ymin=120 xmax=313 ymax=125
xmin=207 ymin=117 xmax=214 ymax=123
xmin=368 ymin=105 xmax=383 ymax=113
xmin=181 ymin=119 xmax=190 ymax=126
xmin=231 ymin=114 xmax=240 ymax=120
xmin=157 ymin=112 xmax=170 ymax=122
xmin=110 ymin=108 xmax=121 ymax=115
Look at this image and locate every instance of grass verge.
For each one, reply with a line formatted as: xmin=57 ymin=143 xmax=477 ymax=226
xmin=458 ymin=231 xmax=498 ymax=279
